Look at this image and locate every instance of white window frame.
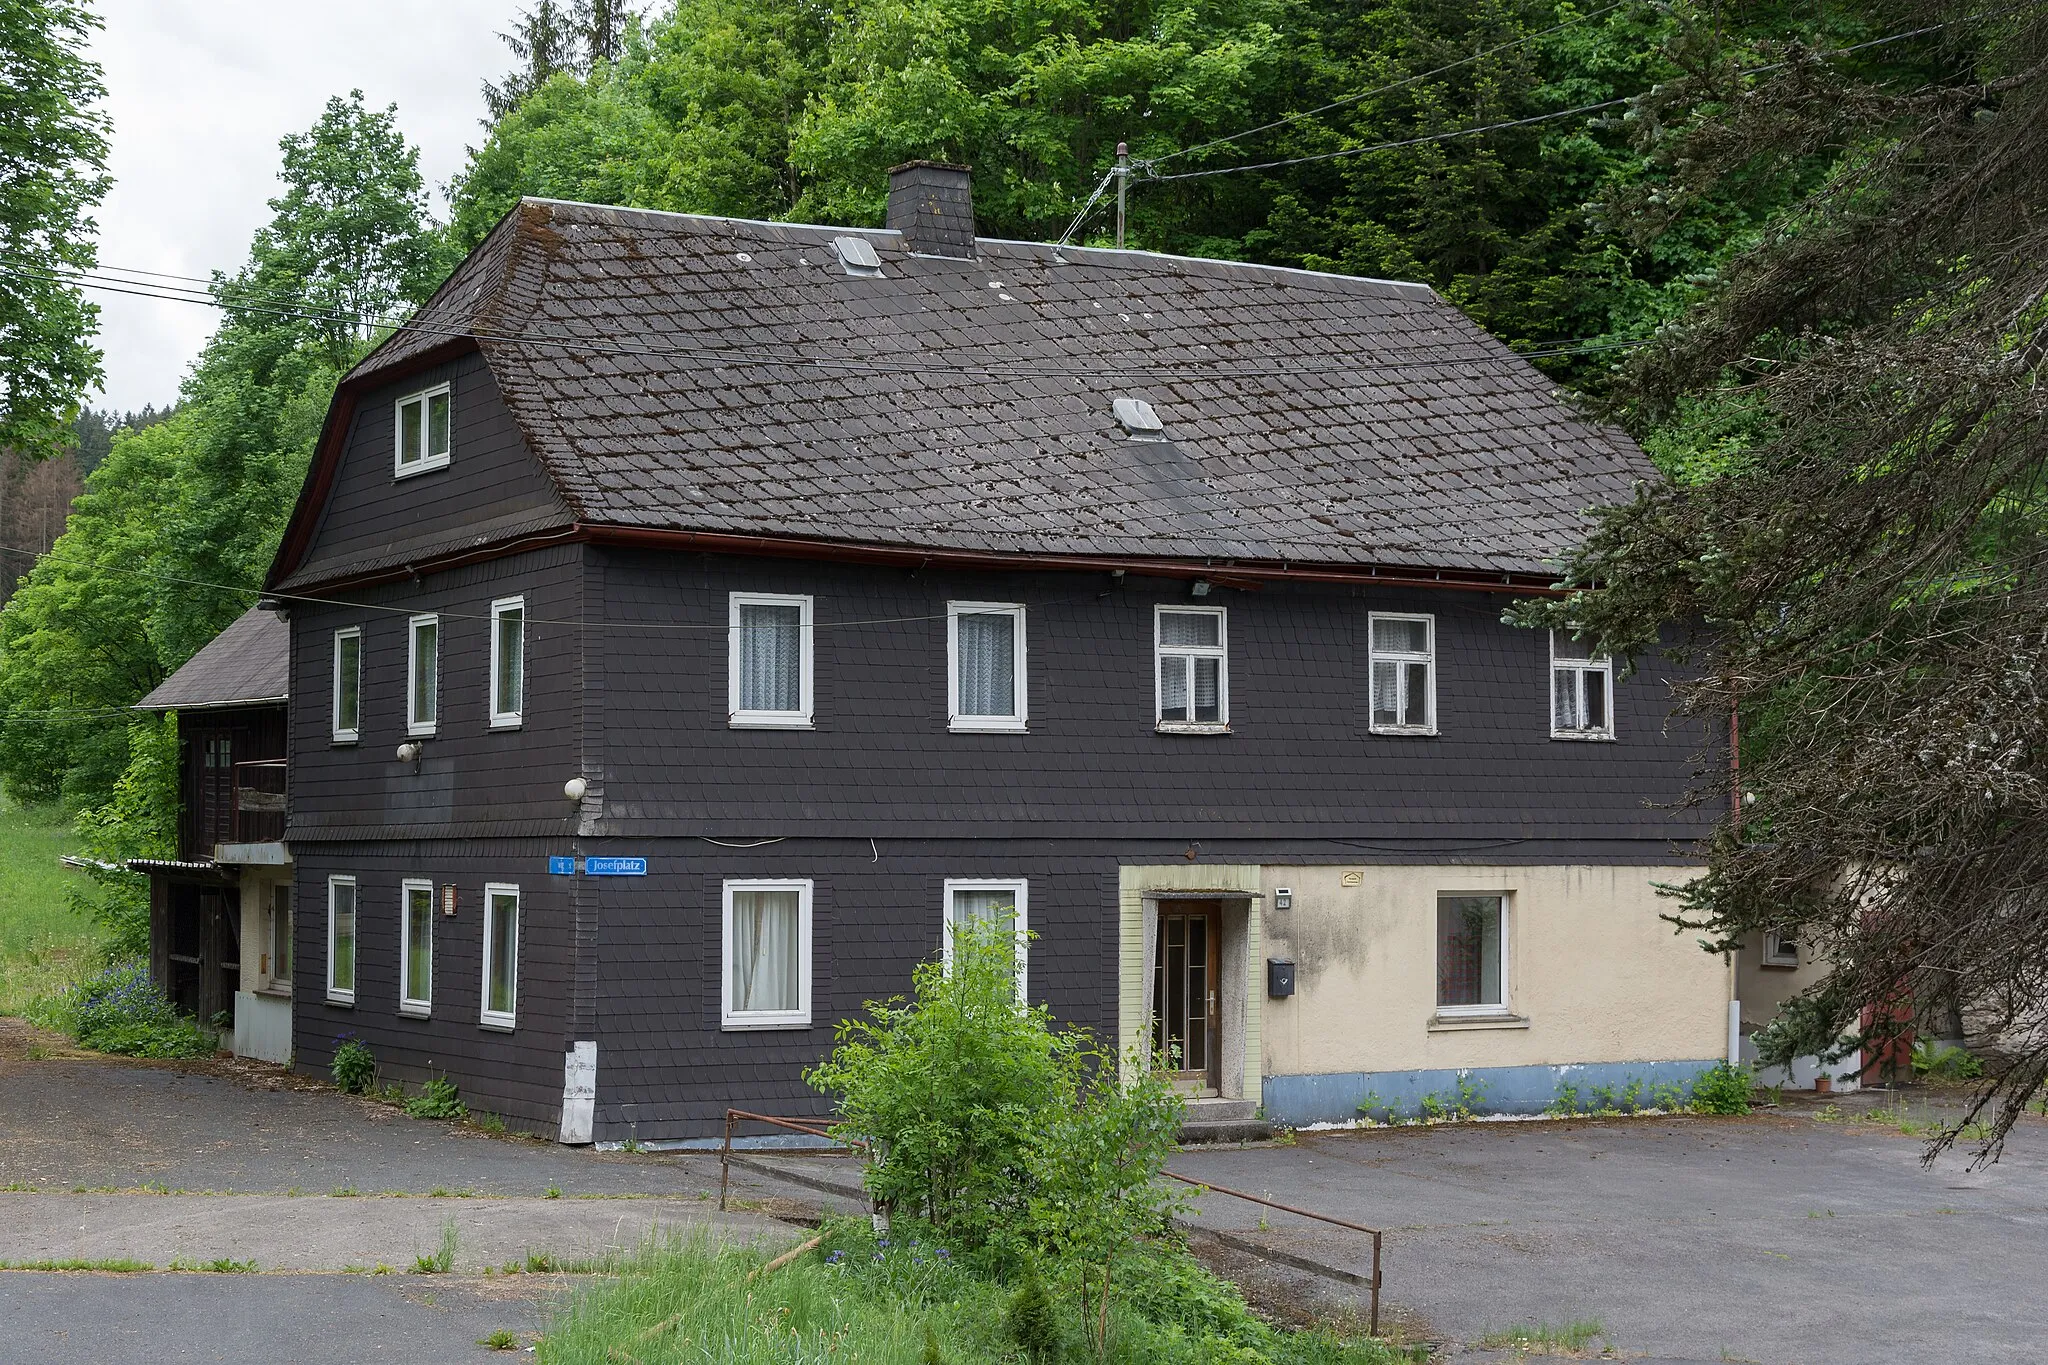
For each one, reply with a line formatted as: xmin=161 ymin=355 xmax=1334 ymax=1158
xmin=1434 ymin=891 xmax=1511 ymax=1019
xmin=480 ymin=882 xmax=520 ymax=1030
xmin=267 ymin=883 xmax=293 ymax=995
xmin=407 ymin=613 xmax=439 ymax=738
xmin=727 ymin=592 xmax=814 ymax=729
xmin=392 ymin=382 xmax=452 ymax=478
xmin=720 ymin=878 xmax=813 ymax=1030
xmin=326 ymin=875 xmax=357 ymax=1005
xmin=489 ymin=595 xmax=526 ymax=730
xmin=398 ymin=878 xmax=434 ymax=1017
xmin=331 ymin=627 xmax=362 ymax=744
xmin=947 ymin=601 xmax=1028 ymax=733
xmin=1154 ymin=605 xmax=1229 ymax=733
xmin=1761 ymin=930 xmax=1800 ymax=969
xmin=1550 ymin=631 xmax=1616 ymax=741
xmin=1367 ymin=611 xmax=1437 ymax=736
xmin=941 ymin=878 xmax=1030 ymax=1000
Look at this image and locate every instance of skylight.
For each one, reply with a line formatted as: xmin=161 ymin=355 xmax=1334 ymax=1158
xmin=1113 ymin=397 xmax=1166 ymax=439
xmin=834 ymin=235 xmax=884 ymax=278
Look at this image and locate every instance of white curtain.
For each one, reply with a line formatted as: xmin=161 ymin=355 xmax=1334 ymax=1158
xmin=487 ymin=893 xmax=518 ymax=1014
xmin=411 ymin=621 xmax=438 ymax=724
xmin=738 ymin=604 xmax=802 ymax=711
xmin=732 ymin=890 xmax=799 ymax=1012
xmin=1370 ymin=659 xmax=1400 ymax=726
xmin=1160 ymin=655 xmax=1189 ymax=719
xmin=956 ymin=613 xmax=1015 ymax=715
xmin=496 ymin=608 xmax=524 ymax=715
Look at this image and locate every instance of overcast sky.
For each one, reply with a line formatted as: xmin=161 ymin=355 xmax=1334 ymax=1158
xmin=88 ymin=1 xmax=521 ymax=413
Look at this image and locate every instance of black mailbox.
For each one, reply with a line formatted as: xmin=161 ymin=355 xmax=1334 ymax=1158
xmin=1267 ymin=958 xmax=1296 ymax=998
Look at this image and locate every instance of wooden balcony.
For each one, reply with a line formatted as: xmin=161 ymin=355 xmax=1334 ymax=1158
xmin=231 ymin=759 xmax=287 ymax=846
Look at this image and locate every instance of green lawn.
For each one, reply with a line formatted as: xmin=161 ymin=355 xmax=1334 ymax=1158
xmin=0 ymin=797 xmax=101 ymax=1014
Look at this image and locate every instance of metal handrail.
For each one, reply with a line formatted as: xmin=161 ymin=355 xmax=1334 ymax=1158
xmin=718 ymin=1109 xmax=864 ymax=1211
xmin=1165 ymin=1169 xmax=1384 ymax=1335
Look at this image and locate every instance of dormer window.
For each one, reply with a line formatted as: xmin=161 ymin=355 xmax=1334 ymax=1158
xmin=394 ymin=383 xmax=451 ymax=476
xmin=1113 ymin=397 xmax=1165 ymax=440
xmin=833 ymin=235 xmax=884 ymax=278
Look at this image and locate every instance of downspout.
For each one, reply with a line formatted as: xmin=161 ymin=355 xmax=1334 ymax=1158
xmin=1727 ymin=702 xmax=1742 ymax=1067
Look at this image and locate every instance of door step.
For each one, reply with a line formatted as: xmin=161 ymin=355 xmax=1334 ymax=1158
xmin=1178 ymin=1097 xmax=1272 ymax=1144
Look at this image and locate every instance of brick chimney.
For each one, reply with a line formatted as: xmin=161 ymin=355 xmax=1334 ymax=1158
xmin=886 ymin=161 xmax=977 ymax=258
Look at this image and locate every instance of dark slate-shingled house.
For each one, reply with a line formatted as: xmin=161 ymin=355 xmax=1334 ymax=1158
xmin=263 ymin=163 xmax=1724 ymax=1145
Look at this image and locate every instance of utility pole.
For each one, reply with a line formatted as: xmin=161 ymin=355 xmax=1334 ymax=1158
xmin=1115 ymin=142 xmax=1130 ymax=249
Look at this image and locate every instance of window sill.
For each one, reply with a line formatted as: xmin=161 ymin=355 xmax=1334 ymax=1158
xmin=399 ymin=1003 xmax=431 ymax=1019
xmin=949 ymin=719 xmax=1028 ymax=734
xmin=254 ymin=985 xmax=292 ymax=1000
xmin=479 ymin=1016 xmax=516 ymax=1033
xmin=406 ymin=726 xmax=437 ymax=740
xmin=331 ymin=735 xmax=358 ymax=747
xmin=325 ymin=993 xmax=355 ymax=1008
xmin=1428 ymin=1013 xmax=1529 ymax=1032
xmin=393 ymin=455 xmax=451 ymax=480
xmin=489 ymin=717 xmax=524 ymax=731
xmin=1155 ymin=721 xmax=1230 ymax=736
xmin=721 ymin=1017 xmax=813 ymax=1032
xmin=1551 ymin=731 xmax=1617 ymax=742
xmin=1369 ymin=726 xmax=1438 ymax=738
xmin=729 ymin=716 xmax=814 ymax=730
xmin=1759 ymin=960 xmax=1799 ymax=971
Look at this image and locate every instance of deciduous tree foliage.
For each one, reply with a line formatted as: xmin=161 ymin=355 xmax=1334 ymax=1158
xmin=0 ymin=0 xmax=110 ymax=458
xmin=1519 ymin=3 xmax=2048 ymax=1157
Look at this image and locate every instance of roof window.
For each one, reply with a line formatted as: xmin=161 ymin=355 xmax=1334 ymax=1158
xmin=834 ymin=235 xmax=884 ymax=278
xmin=1113 ymin=397 xmax=1166 ymax=440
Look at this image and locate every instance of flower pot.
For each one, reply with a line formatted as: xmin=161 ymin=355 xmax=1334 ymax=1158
xmin=1814 ymin=1076 xmax=1833 ymax=1094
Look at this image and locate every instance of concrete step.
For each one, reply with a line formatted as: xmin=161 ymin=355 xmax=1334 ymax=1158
xmin=1178 ymin=1097 xmax=1271 ymax=1144
xmin=1184 ymin=1097 xmax=1256 ymax=1122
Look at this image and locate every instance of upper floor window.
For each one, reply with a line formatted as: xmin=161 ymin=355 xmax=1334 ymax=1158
xmin=490 ymin=596 xmax=525 ymax=729
xmin=481 ymin=883 xmax=520 ymax=1029
xmin=1368 ymin=613 xmax=1434 ymax=734
xmin=948 ymin=602 xmax=1026 ymax=732
xmin=722 ymin=879 xmax=812 ymax=1029
xmin=400 ymin=878 xmax=434 ymax=1016
xmin=729 ymin=592 xmax=812 ymax=728
xmin=407 ymin=614 xmax=439 ymax=737
xmin=1551 ymin=631 xmax=1614 ymax=740
xmin=332 ymin=627 xmax=362 ymax=744
xmin=326 ymin=875 xmax=357 ymax=1005
xmin=1156 ymin=607 xmax=1227 ymax=732
xmin=394 ymin=383 xmax=451 ymax=477
xmin=942 ymin=878 xmax=1028 ymax=999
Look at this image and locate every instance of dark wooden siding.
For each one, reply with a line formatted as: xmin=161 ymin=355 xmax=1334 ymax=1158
xmin=178 ymin=705 xmax=285 ymax=858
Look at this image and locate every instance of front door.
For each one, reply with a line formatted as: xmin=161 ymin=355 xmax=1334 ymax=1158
xmin=1153 ymin=900 xmax=1222 ymax=1095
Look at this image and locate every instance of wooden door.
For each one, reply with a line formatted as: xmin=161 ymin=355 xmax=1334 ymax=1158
xmin=1153 ymin=900 xmax=1222 ymax=1094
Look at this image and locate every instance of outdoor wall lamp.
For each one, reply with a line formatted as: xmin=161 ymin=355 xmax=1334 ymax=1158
xmin=396 ymin=741 xmax=422 ymax=763
xmin=564 ymin=776 xmax=589 ymax=802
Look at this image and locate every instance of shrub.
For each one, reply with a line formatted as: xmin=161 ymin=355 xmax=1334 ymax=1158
xmin=331 ymin=1037 xmax=375 ymax=1094
xmin=26 ymin=960 xmax=211 ymax=1058
xmin=1689 ymin=1062 xmax=1756 ymax=1115
xmin=404 ymin=1076 xmax=467 ymax=1121
xmin=1911 ymin=1040 xmax=1984 ymax=1080
xmin=1006 ymin=1261 xmax=1061 ymax=1363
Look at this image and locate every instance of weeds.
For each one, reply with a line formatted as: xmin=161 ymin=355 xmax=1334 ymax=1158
xmin=1910 ymin=1040 xmax=1984 ymax=1081
xmin=170 ymin=1258 xmax=256 ymax=1273
xmin=413 ymin=1220 xmax=459 ymax=1274
xmin=544 ymin=1186 xmax=562 ymax=1199
xmin=1689 ymin=1064 xmax=1756 ymax=1115
xmin=478 ymin=1329 xmax=518 ymax=1351
xmin=1477 ymin=1319 xmax=1608 ymax=1355
xmin=25 ymin=960 xmax=212 ymax=1058
xmin=471 ymin=1110 xmax=506 ymax=1135
xmin=331 ymin=1036 xmax=375 ymax=1094
xmin=0 ymin=1258 xmax=152 ymax=1272
xmin=404 ymin=1076 xmax=466 ymax=1121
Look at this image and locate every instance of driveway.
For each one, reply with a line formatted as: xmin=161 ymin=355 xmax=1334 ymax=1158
xmin=1169 ymin=1098 xmax=2048 ymax=1364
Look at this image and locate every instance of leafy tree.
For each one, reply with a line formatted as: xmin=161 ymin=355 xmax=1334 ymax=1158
xmin=1517 ymin=4 xmax=2048 ymax=1158
xmin=0 ymin=0 xmax=111 ymax=458
xmin=69 ymin=712 xmax=178 ymax=959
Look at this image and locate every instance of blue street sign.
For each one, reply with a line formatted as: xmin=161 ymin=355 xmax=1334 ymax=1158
xmin=548 ymin=856 xmax=579 ymax=875
xmin=584 ymin=856 xmax=648 ymax=877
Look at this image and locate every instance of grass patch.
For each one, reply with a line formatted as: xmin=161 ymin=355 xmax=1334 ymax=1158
xmin=0 ymin=798 xmax=100 ymax=1015
xmin=479 ymin=1328 xmax=519 ymax=1351
xmin=537 ymin=1219 xmax=1408 ymax=1365
xmin=0 ymin=1258 xmax=153 ymax=1272
xmin=413 ymin=1219 xmax=459 ymax=1274
xmin=1476 ymin=1320 xmax=1609 ymax=1355
xmin=25 ymin=959 xmax=212 ymax=1058
xmin=170 ymin=1258 xmax=257 ymax=1273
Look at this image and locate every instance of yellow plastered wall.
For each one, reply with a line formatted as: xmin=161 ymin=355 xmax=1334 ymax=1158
xmin=1259 ymin=863 xmax=1722 ymax=1076
xmin=1117 ymin=864 xmax=1262 ymax=1107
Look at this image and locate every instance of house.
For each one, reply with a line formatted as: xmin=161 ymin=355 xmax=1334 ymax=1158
xmin=261 ymin=162 xmax=1727 ymax=1143
xmin=130 ymin=604 xmax=294 ymax=1063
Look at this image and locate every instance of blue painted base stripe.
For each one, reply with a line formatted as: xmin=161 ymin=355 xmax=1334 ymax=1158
xmin=1261 ymin=1059 xmax=1722 ymax=1127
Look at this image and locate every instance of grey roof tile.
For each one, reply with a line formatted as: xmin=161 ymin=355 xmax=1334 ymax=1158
xmin=136 ymin=607 xmax=289 ymax=711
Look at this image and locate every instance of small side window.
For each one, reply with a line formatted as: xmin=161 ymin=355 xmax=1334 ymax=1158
xmin=481 ymin=883 xmax=520 ymax=1029
xmin=332 ymin=628 xmax=362 ymax=743
xmin=268 ymin=885 xmax=293 ymax=994
xmin=407 ymin=614 xmax=439 ymax=738
xmin=490 ymin=596 xmax=525 ymax=729
xmin=400 ymin=879 xmax=434 ymax=1016
xmin=326 ymin=875 xmax=357 ymax=1005
xmin=1550 ymin=630 xmax=1615 ymax=740
xmin=1761 ymin=930 xmax=1800 ymax=969
xmin=393 ymin=383 xmax=452 ymax=477
xmin=1368 ymin=613 xmax=1435 ymax=735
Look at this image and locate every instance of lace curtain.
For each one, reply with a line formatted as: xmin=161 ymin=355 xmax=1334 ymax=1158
xmin=955 ymin=612 xmax=1015 ymax=715
xmin=737 ymin=603 xmax=802 ymax=712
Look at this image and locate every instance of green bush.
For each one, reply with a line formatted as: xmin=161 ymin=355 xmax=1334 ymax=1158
xmin=1689 ymin=1063 xmax=1756 ymax=1115
xmin=404 ymin=1076 xmax=467 ymax=1120
xmin=26 ymin=960 xmax=212 ymax=1058
xmin=1007 ymin=1261 xmax=1061 ymax=1363
xmin=1911 ymin=1040 xmax=1984 ymax=1080
xmin=331 ymin=1037 xmax=375 ymax=1094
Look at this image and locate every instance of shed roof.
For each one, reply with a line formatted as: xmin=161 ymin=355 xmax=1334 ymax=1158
xmin=273 ymin=198 xmax=1649 ymax=589
xmin=135 ymin=607 xmax=289 ymax=712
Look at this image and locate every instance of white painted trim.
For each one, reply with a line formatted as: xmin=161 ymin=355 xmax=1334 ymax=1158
xmin=721 ymin=878 xmax=813 ymax=1030
xmin=1432 ymin=890 xmax=1510 ymax=1017
xmin=480 ymin=883 xmax=520 ymax=1030
xmin=406 ymin=614 xmax=439 ymax=738
xmin=1761 ymin=930 xmax=1800 ymax=968
xmin=331 ymin=627 xmax=361 ymax=744
xmin=1549 ymin=630 xmax=1616 ymax=740
xmin=1367 ymin=611 xmax=1436 ymax=735
xmin=398 ymin=878 xmax=434 ymax=1016
xmin=727 ymin=592 xmax=814 ymax=729
xmin=946 ymin=601 xmax=1028 ymax=732
xmin=489 ymin=595 xmax=526 ymax=730
xmin=1154 ymin=605 xmax=1228 ymax=729
xmin=392 ymin=382 xmax=452 ymax=478
xmin=941 ymin=878 xmax=1030 ymax=1000
xmin=325 ymin=875 xmax=356 ymax=1005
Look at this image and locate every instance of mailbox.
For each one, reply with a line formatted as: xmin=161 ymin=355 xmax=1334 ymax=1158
xmin=1267 ymin=958 xmax=1296 ymax=998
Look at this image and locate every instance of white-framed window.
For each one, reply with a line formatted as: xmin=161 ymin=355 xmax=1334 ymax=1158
xmin=1368 ymin=612 xmax=1435 ymax=734
xmin=326 ymin=875 xmax=357 ymax=1005
xmin=1762 ymin=930 xmax=1800 ymax=969
xmin=407 ymin=614 xmax=439 ymax=737
xmin=332 ymin=627 xmax=362 ymax=743
xmin=1436 ymin=893 xmax=1508 ymax=1017
xmin=490 ymin=596 xmax=525 ymax=729
xmin=941 ymin=878 xmax=1029 ymax=1000
xmin=948 ymin=602 xmax=1027 ymax=732
xmin=1156 ymin=606 xmax=1227 ymax=731
xmin=481 ymin=883 xmax=520 ymax=1029
xmin=393 ymin=382 xmax=452 ymax=477
xmin=268 ymin=884 xmax=293 ymax=994
xmin=1551 ymin=631 xmax=1614 ymax=740
xmin=399 ymin=878 xmax=434 ymax=1016
xmin=728 ymin=592 xmax=812 ymax=728
xmin=722 ymin=879 xmax=812 ymax=1030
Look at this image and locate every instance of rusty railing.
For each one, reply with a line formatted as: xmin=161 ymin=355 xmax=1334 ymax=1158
xmin=718 ymin=1109 xmax=866 ymax=1212
xmin=1164 ymin=1169 xmax=1385 ymax=1336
